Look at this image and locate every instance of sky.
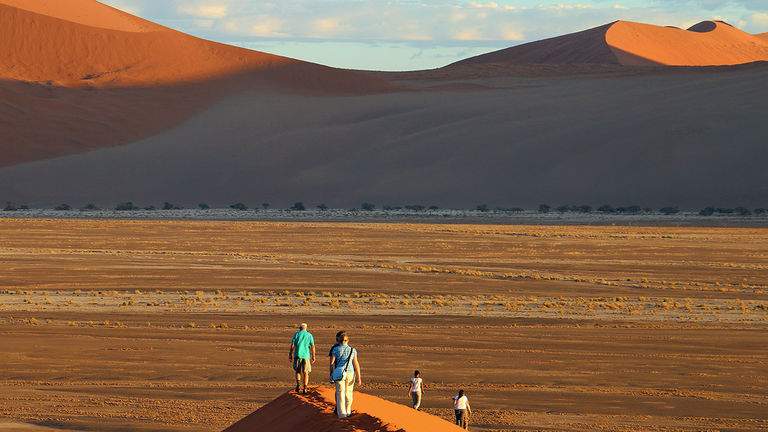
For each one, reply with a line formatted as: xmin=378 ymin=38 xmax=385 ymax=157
xmin=100 ymin=0 xmax=768 ymax=71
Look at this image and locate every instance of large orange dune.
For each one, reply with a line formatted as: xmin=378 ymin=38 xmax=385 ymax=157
xmin=454 ymin=20 xmax=768 ymax=66
xmin=0 ymin=0 xmax=391 ymax=166
xmin=223 ymin=387 xmax=467 ymax=432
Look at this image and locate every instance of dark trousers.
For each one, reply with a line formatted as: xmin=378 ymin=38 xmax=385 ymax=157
xmin=455 ymin=409 xmax=467 ymax=429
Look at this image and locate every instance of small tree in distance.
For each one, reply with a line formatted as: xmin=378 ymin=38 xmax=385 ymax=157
xmin=230 ymin=202 xmax=248 ymax=211
xmin=476 ymin=204 xmax=489 ymax=212
xmin=538 ymin=204 xmax=550 ymax=213
xmin=361 ymin=202 xmax=375 ymax=211
xmin=198 ymin=203 xmax=210 ymax=210
xmin=290 ymin=202 xmax=305 ymax=211
xmin=262 ymin=203 xmax=270 ymax=210
xmin=659 ymin=207 xmax=679 ymax=215
xmin=55 ymin=203 xmax=72 ymax=211
xmin=317 ymin=203 xmax=328 ymax=211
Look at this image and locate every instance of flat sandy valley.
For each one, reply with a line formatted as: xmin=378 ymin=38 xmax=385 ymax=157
xmin=0 ymin=219 xmax=766 ymax=432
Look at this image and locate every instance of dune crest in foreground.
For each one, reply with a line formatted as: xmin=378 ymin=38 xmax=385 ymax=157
xmin=454 ymin=20 xmax=768 ymax=66
xmin=222 ymin=387 xmax=466 ymax=432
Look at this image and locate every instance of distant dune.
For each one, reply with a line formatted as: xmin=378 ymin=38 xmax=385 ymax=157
xmin=0 ymin=0 xmax=391 ymax=166
xmin=1 ymin=1 xmax=767 ymax=209
xmin=454 ymin=20 xmax=768 ymax=66
xmin=223 ymin=387 xmax=466 ymax=432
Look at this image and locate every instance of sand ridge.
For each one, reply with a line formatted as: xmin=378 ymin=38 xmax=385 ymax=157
xmin=607 ymin=20 xmax=768 ymax=66
xmin=223 ymin=387 xmax=467 ymax=432
xmin=0 ymin=0 xmax=161 ymax=32
xmin=454 ymin=20 xmax=768 ymax=66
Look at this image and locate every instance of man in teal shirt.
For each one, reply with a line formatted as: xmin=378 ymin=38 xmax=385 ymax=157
xmin=289 ymin=322 xmax=316 ymax=393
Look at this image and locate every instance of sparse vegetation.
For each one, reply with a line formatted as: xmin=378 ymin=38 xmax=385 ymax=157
xmin=538 ymin=204 xmax=550 ymax=213
xmin=198 ymin=203 xmax=210 ymax=210
xmin=361 ymin=202 xmax=375 ymax=211
xmin=316 ymin=203 xmax=328 ymax=211
xmin=290 ymin=202 xmax=305 ymax=211
xmin=405 ymin=204 xmax=425 ymax=211
xmin=115 ymin=202 xmax=139 ymax=211
xmin=659 ymin=207 xmax=679 ymax=215
xmin=80 ymin=203 xmax=99 ymax=211
xmin=230 ymin=202 xmax=248 ymax=211
xmin=55 ymin=203 xmax=72 ymax=211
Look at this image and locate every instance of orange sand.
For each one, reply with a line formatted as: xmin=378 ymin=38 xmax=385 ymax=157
xmin=454 ymin=20 xmax=768 ymax=66
xmin=607 ymin=21 xmax=768 ymax=66
xmin=0 ymin=0 xmax=391 ymax=166
xmin=222 ymin=387 xmax=466 ymax=432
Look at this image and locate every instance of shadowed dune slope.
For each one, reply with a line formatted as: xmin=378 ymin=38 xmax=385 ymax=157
xmin=0 ymin=0 xmax=392 ymax=89
xmin=1 ymin=64 xmax=767 ymax=209
xmin=453 ymin=20 xmax=768 ymax=67
xmin=451 ymin=23 xmax=620 ymax=66
xmin=223 ymin=387 xmax=465 ymax=432
xmin=0 ymin=0 xmax=391 ymax=166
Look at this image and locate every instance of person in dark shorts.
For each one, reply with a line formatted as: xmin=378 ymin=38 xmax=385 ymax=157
xmin=288 ymin=322 xmax=315 ymax=393
xmin=453 ymin=389 xmax=471 ymax=429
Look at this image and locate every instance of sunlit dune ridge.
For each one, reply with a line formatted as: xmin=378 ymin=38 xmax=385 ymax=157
xmin=0 ymin=0 xmax=296 ymax=87
xmin=222 ymin=387 xmax=467 ymax=432
xmin=455 ymin=20 xmax=768 ymax=66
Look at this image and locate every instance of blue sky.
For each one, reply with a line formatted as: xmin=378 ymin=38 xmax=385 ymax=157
xmin=101 ymin=0 xmax=768 ymax=70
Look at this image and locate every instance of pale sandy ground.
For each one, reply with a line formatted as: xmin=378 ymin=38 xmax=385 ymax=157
xmin=1 ymin=208 xmax=767 ymax=227
xmin=0 ymin=219 xmax=766 ymax=432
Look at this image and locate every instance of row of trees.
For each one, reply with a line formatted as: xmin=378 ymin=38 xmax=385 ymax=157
xmin=4 ymin=201 xmax=768 ymax=216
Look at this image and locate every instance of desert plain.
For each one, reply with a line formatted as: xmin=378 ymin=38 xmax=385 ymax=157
xmin=0 ymin=218 xmax=766 ymax=432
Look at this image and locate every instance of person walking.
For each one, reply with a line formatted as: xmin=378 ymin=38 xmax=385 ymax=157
xmin=453 ymin=389 xmax=471 ymax=429
xmin=288 ymin=322 xmax=315 ymax=394
xmin=408 ymin=370 xmax=424 ymax=410
xmin=329 ymin=331 xmax=361 ymax=418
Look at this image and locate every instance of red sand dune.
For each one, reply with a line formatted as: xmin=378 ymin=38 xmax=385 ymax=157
xmin=454 ymin=20 xmax=768 ymax=67
xmin=0 ymin=0 xmax=391 ymax=166
xmin=223 ymin=387 xmax=467 ymax=432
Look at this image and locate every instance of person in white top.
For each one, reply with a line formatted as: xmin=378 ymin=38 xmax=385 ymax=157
xmin=407 ymin=370 xmax=424 ymax=410
xmin=452 ymin=389 xmax=471 ymax=429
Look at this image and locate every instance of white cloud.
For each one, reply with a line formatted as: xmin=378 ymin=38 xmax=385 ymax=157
xmin=178 ymin=4 xmax=228 ymax=19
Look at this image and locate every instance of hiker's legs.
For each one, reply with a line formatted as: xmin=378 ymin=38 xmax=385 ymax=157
xmin=411 ymin=390 xmax=422 ymax=410
xmin=335 ymin=379 xmax=348 ymax=418
xmin=343 ymin=373 xmax=355 ymax=415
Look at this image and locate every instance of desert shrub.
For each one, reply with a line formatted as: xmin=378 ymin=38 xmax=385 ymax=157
xmin=290 ymin=202 xmax=305 ymax=211
xmin=576 ymin=205 xmax=592 ymax=213
xmin=734 ymin=206 xmax=752 ymax=216
xmin=476 ymin=204 xmax=489 ymax=212
xmin=383 ymin=205 xmax=401 ymax=210
xmin=80 ymin=203 xmax=99 ymax=211
xmin=538 ymin=204 xmax=550 ymax=213
xmin=115 ymin=202 xmax=139 ymax=211
xmin=198 ymin=203 xmax=210 ymax=209
xmin=316 ymin=203 xmax=328 ymax=211
xmin=597 ymin=205 xmax=614 ymax=213
xmin=496 ymin=207 xmax=523 ymax=212
xmin=4 ymin=202 xmax=17 ymax=211
xmin=429 ymin=205 xmax=439 ymax=210
xmin=163 ymin=202 xmax=183 ymax=210
xmin=659 ymin=207 xmax=679 ymax=215
xmin=699 ymin=207 xmax=715 ymax=216
xmin=617 ymin=205 xmax=641 ymax=214
xmin=361 ymin=202 xmax=375 ymax=211
xmin=55 ymin=203 xmax=72 ymax=211
xmin=143 ymin=205 xmax=156 ymax=211
xmin=716 ymin=208 xmax=734 ymax=214
xmin=405 ymin=205 xmax=425 ymax=211
xmin=555 ymin=205 xmax=571 ymax=213
xmin=754 ymin=208 xmax=767 ymax=215
xmin=261 ymin=203 xmax=270 ymax=209
xmin=230 ymin=202 xmax=248 ymax=211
